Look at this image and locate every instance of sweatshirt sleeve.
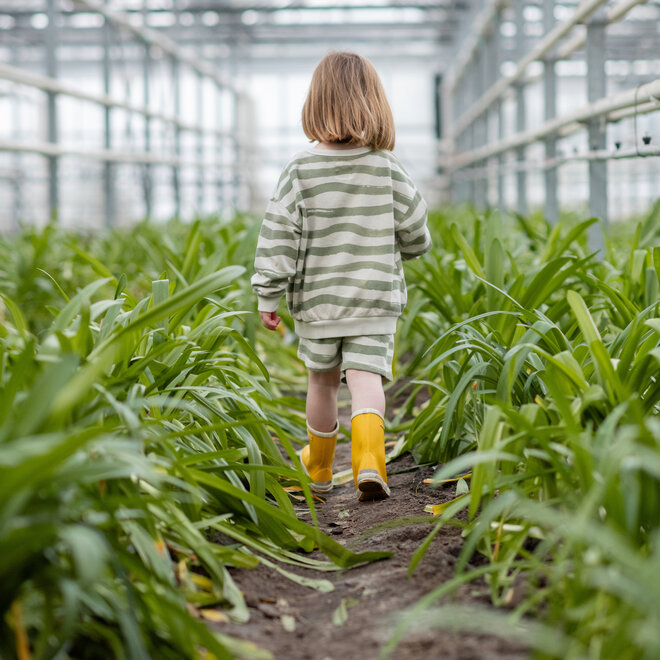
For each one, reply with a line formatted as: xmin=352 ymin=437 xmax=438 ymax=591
xmin=392 ymin=164 xmax=432 ymax=261
xmin=251 ymin=193 xmax=302 ymax=313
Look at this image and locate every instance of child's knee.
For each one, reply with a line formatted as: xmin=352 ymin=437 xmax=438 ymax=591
xmin=345 ymin=368 xmax=383 ymax=392
xmin=308 ymin=366 xmax=341 ymax=389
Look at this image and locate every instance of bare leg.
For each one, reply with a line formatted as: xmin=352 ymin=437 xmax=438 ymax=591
xmin=306 ymin=366 xmax=341 ymax=432
xmin=345 ymin=369 xmax=385 ymax=417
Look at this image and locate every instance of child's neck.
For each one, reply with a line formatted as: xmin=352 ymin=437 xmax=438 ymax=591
xmin=317 ymin=141 xmax=364 ymax=150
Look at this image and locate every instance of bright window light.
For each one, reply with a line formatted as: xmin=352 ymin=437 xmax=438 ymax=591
xmin=273 ymin=6 xmax=425 ymax=25
xmin=500 ymin=21 xmax=516 ymax=37
xmin=202 ymin=11 xmax=220 ymax=27
xmin=633 ymin=60 xmax=651 ymax=75
xmin=606 ymin=61 xmax=631 ymax=76
xmin=30 ymin=13 xmax=49 ymax=29
xmin=305 ymin=0 xmax=384 ymax=5
xmin=148 ymin=12 xmax=177 ymax=27
xmin=556 ymin=60 xmax=587 ymax=76
xmin=554 ymin=5 xmax=572 ymax=20
xmin=501 ymin=61 xmax=516 ymax=77
xmin=127 ymin=13 xmax=144 ymax=27
xmin=69 ymin=12 xmax=105 ymax=28
xmin=242 ymin=10 xmax=259 ymax=25
xmin=523 ymin=6 xmax=542 ymax=21
xmin=0 ymin=14 xmax=16 ymax=30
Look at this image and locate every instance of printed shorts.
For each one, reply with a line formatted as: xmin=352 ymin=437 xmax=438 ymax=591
xmin=297 ymin=334 xmax=395 ymax=381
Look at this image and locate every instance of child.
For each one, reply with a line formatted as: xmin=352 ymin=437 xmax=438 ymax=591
xmin=251 ymin=51 xmax=431 ymax=501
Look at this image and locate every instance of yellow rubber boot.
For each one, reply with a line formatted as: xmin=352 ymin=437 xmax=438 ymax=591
xmin=351 ymin=409 xmax=390 ymax=501
xmin=301 ymin=422 xmax=338 ymax=493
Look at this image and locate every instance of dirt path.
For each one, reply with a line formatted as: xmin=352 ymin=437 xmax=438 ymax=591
xmin=220 ymin=391 xmax=529 ymax=660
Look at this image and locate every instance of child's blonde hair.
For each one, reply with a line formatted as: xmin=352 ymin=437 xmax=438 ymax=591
xmin=302 ymin=51 xmax=395 ymax=151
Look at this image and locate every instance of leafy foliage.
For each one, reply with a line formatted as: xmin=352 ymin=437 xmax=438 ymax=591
xmin=0 ymin=216 xmax=386 ymax=659
xmin=389 ymin=204 xmax=660 ymax=659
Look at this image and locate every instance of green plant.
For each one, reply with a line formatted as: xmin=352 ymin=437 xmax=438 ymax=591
xmin=0 ymin=218 xmax=387 ymax=659
xmin=387 ymin=202 xmax=660 ymax=659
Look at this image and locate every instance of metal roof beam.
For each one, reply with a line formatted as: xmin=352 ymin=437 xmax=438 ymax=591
xmin=72 ymin=0 xmax=245 ymax=96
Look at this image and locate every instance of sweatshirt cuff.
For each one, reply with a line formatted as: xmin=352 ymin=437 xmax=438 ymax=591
xmin=257 ymin=296 xmax=281 ymax=313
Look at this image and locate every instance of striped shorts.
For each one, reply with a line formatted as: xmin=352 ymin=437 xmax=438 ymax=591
xmin=297 ymin=334 xmax=395 ymax=381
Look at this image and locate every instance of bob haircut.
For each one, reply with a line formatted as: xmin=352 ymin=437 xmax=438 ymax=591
xmin=302 ymin=51 xmax=395 ymax=151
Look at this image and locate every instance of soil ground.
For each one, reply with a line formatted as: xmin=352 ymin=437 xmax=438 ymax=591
xmin=219 ymin=386 xmax=529 ymax=660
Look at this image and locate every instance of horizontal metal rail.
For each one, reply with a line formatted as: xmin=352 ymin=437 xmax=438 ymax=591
xmin=0 ymin=139 xmax=242 ymax=169
xmin=449 ymin=0 xmax=613 ymax=138
xmin=435 ymin=99 xmax=659 ymax=155
xmin=608 ymin=100 xmax=658 ymax=121
xmin=451 ymin=78 xmax=660 ymax=168
xmin=0 ymin=62 xmax=238 ymax=143
xmin=452 ymin=146 xmax=660 ymax=180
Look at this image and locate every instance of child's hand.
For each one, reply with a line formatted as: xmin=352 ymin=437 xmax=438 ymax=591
xmin=259 ymin=310 xmax=281 ymax=331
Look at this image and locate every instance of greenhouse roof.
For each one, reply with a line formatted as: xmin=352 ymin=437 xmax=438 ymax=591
xmin=1 ymin=0 xmax=659 ymax=65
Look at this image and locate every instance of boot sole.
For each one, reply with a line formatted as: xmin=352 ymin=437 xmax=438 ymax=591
xmin=301 ymin=460 xmax=333 ymax=493
xmin=356 ymin=471 xmax=390 ymax=501
xmin=310 ymin=481 xmax=333 ymax=493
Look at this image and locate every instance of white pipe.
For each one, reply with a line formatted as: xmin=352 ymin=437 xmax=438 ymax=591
xmin=608 ymin=100 xmax=658 ymax=122
xmin=450 ymin=0 xmax=610 ymax=138
xmin=435 ymin=100 xmax=658 ymax=155
xmin=0 ymin=139 xmax=247 ymax=169
xmin=0 ymin=62 xmax=238 ymax=143
xmin=452 ymin=146 xmax=660 ymax=180
xmin=562 ymin=147 xmax=660 ymax=162
xmin=450 ymin=78 xmax=660 ymax=168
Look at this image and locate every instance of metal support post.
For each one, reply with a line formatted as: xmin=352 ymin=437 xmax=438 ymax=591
xmin=230 ymin=43 xmax=240 ymax=211
xmin=462 ymin=77 xmax=471 ymax=204
xmin=215 ymin=83 xmax=223 ymax=212
xmin=514 ymin=0 xmax=527 ymax=215
xmin=472 ymin=50 xmax=485 ymax=208
xmin=172 ymin=57 xmax=181 ymax=219
xmin=479 ymin=40 xmax=490 ymax=208
xmin=493 ymin=10 xmax=505 ymax=210
xmin=586 ymin=6 xmax=608 ymax=251
xmin=514 ymin=90 xmax=527 ymax=215
xmin=172 ymin=0 xmax=181 ymax=219
xmin=468 ymin=137 xmax=476 ymax=203
xmin=452 ymin=89 xmax=460 ymax=203
xmin=434 ymin=74 xmax=443 ymax=142
xmin=436 ymin=73 xmax=447 ymax=202
xmin=142 ymin=4 xmax=152 ymax=218
xmin=451 ymin=84 xmax=460 ymax=203
xmin=469 ymin=60 xmax=478 ymax=204
xmin=497 ymin=98 xmax=505 ymax=210
xmin=543 ymin=0 xmax=559 ymax=224
xmin=10 ymin=51 xmax=22 ymax=227
xmin=453 ymin=81 xmax=461 ymax=203
xmin=196 ymin=71 xmax=204 ymax=213
xmin=142 ymin=43 xmax=152 ymax=218
xmin=232 ymin=93 xmax=240 ymax=211
xmin=45 ymin=0 xmax=59 ymax=220
xmin=103 ymin=19 xmax=114 ymax=227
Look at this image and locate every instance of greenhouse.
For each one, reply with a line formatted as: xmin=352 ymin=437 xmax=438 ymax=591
xmin=0 ymin=0 xmax=659 ymax=658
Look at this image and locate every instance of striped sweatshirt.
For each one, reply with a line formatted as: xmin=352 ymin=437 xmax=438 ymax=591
xmin=251 ymin=145 xmax=432 ymax=339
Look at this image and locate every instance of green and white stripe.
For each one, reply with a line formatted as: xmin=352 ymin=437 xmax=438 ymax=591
xmin=297 ymin=334 xmax=395 ymax=381
xmin=252 ymin=146 xmax=431 ymax=339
